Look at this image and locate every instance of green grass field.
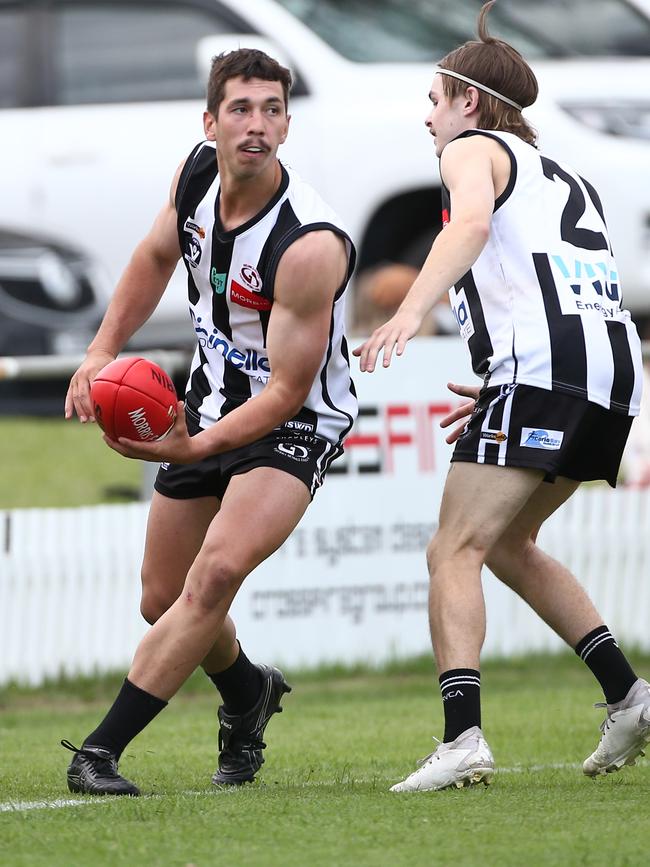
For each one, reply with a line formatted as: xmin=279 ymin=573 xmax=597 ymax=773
xmin=2 ymin=653 xmax=649 ymax=867
xmin=0 ymin=417 xmax=142 ymax=508
xmin=3 ymin=419 xmax=649 ymax=864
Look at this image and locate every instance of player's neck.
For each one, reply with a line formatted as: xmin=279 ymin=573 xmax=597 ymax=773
xmin=218 ymin=160 xmax=282 ymax=231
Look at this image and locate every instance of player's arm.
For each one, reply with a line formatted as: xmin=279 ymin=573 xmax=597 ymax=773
xmin=192 ymin=230 xmax=348 ymax=456
xmin=107 ymin=230 xmax=349 ymax=464
xmin=354 ymin=136 xmax=496 ymax=372
xmin=64 ymin=161 xmax=184 ymax=422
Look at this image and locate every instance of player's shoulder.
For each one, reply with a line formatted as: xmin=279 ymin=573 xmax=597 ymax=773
xmin=274 ymin=230 xmax=348 ymax=312
xmin=280 ymin=227 xmax=346 ymax=269
xmin=441 ymin=132 xmax=512 ymax=187
xmin=443 ymin=131 xmax=506 ymax=163
xmin=173 ymin=141 xmax=218 ymax=210
xmin=284 ymin=164 xmax=348 ymax=228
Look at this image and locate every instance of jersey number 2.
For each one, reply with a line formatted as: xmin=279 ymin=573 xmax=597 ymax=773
xmin=540 ymin=157 xmax=609 ymax=252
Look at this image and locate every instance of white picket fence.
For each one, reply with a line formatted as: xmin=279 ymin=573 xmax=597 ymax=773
xmin=2 ymin=339 xmax=649 ymax=685
xmin=1 ymin=485 xmax=649 ymax=686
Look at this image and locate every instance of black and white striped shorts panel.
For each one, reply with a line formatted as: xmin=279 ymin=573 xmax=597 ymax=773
xmin=450 ymin=383 xmax=632 ymax=487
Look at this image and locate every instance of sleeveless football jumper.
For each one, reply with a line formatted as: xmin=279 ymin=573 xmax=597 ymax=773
xmin=444 ymin=130 xmax=643 ymax=417
xmin=175 ymin=141 xmax=358 ymax=445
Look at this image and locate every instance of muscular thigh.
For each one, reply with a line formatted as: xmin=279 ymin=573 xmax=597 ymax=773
xmin=487 ymin=474 xmax=579 ymax=562
xmin=142 ymin=491 xmax=220 ymax=602
xmin=437 ymin=462 xmax=544 ymax=555
xmin=196 ymin=466 xmax=312 ymax=579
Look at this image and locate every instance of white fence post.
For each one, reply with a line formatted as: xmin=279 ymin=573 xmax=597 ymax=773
xmin=1 ymin=486 xmax=649 ymax=686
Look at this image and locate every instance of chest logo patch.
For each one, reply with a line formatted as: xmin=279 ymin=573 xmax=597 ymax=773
xmin=230 ymin=279 xmax=272 ymax=311
xmin=211 ymin=269 xmax=227 ymax=294
xmin=240 ymin=264 xmax=263 ymax=292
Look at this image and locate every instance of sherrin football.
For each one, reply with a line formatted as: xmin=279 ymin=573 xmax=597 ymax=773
xmin=90 ymin=357 xmax=177 ymax=442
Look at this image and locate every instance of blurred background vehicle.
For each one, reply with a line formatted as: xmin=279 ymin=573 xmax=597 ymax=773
xmin=1 ymin=0 xmax=649 ymax=369
xmin=0 ymin=227 xmax=109 ymax=411
xmin=0 ymin=229 xmax=107 ymax=357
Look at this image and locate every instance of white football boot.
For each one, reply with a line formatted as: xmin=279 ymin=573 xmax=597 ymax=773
xmin=583 ymin=678 xmax=650 ymax=776
xmin=390 ymin=726 xmax=495 ymax=792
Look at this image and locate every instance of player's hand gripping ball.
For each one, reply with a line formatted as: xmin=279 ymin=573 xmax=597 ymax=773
xmin=90 ymin=357 xmax=177 ymax=442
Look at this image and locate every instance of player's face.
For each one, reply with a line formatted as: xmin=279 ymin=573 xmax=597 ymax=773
xmin=204 ymin=76 xmax=290 ymax=178
xmin=424 ymin=75 xmax=474 ymax=157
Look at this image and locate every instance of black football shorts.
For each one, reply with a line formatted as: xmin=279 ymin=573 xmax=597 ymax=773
xmin=451 ymin=383 xmax=633 ymax=488
xmin=154 ymin=409 xmax=343 ymax=501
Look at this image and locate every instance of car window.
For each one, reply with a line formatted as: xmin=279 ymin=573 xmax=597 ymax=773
xmin=0 ymin=7 xmax=26 ymax=108
xmin=52 ymin=2 xmax=254 ymax=105
xmin=275 ymin=0 xmax=650 ymax=60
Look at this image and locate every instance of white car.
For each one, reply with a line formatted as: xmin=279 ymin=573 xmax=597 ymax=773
xmin=1 ymin=0 xmax=649 ymax=354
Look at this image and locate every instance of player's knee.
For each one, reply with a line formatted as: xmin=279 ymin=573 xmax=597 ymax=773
xmin=426 ymin=533 xmax=487 ymax=577
xmin=190 ymin=556 xmax=243 ymax=612
xmin=487 ymin=537 xmax=536 ymax=587
xmin=140 ymin=585 xmax=176 ymax=625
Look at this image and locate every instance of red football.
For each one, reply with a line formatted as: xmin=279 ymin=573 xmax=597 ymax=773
xmin=90 ymin=357 xmax=178 ymax=442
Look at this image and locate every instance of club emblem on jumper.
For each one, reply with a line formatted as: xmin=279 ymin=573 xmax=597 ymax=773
xmin=211 ymin=269 xmax=226 ymax=294
xmin=240 ymin=264 xmax=263 ymax=292
xmin=185 ymin=236 xmax=202 ymax=268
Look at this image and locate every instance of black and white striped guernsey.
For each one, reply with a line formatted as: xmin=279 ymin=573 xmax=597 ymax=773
xmin=175 ymin=141 xmax=358 ymax=445
xmin=443 ymin=130 xmax=643 ymax=416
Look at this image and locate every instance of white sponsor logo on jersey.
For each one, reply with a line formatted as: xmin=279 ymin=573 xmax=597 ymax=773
xmin=451 ymin=287 xmax=475 ymax=341
xmin=183 ymin=218 xmax=206 ymax=239
xmin=550 ymin=253 xmax=620 ymax=318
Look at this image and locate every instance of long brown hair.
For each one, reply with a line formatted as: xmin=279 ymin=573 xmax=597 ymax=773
xmin=438 ymin=1 xmax=538 ymax=145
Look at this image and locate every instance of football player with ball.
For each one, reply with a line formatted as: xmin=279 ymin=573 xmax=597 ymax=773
xmin=63 ymin=48 xmax=357 ymax=795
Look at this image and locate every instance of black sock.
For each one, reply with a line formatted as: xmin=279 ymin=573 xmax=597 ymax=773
xmin=575 ymin=625 xmax=637 ymax=704
xmin=83 ymin=679 xmax=167 ymax=759
xmin=207 ymin=642 xmax=263 ymax=714
xmin=439 ymin=669 xmax=481 ymax=743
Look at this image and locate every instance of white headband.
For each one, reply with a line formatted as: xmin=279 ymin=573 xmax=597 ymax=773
xmin=435 ymin=67 xmax=523 ymax=112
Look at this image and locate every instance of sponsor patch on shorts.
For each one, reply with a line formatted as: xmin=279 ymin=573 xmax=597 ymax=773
xmin=275 ymin=442 xmax=310 ymax=462
xmin=520 ymin=427 xmax=564 ymax=450
xmin=480 ymin=430 xmax=507 ymax=443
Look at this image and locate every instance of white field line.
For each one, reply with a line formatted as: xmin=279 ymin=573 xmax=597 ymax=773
xmin=5 ymin=759 xmax=645 ymax=813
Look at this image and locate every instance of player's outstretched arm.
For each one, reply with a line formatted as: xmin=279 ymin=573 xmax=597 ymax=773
xmin=65 ymin=162 xmax=184 ymax=423
xmin=353 ymin=136 xmax=496 ymax=373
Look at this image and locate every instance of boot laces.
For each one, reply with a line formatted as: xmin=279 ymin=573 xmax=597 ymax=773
xmin=61 ymin=739 xmax=118 ymax=775
xmin=593 ymin=702 xmax=614 ymax=736
xmin=417 ymin=735 xmax=442 ymax=766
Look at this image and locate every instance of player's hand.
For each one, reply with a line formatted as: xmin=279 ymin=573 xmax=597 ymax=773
xmin=440 ymin=382 xmax=481 ymax=444
xmin=352 ymin=308 xmax=423 ymax=372
xmin=104 ymin=402 xmax=199 ymax=464
xmin=64 ymin=349 xmax=116 ymax=423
